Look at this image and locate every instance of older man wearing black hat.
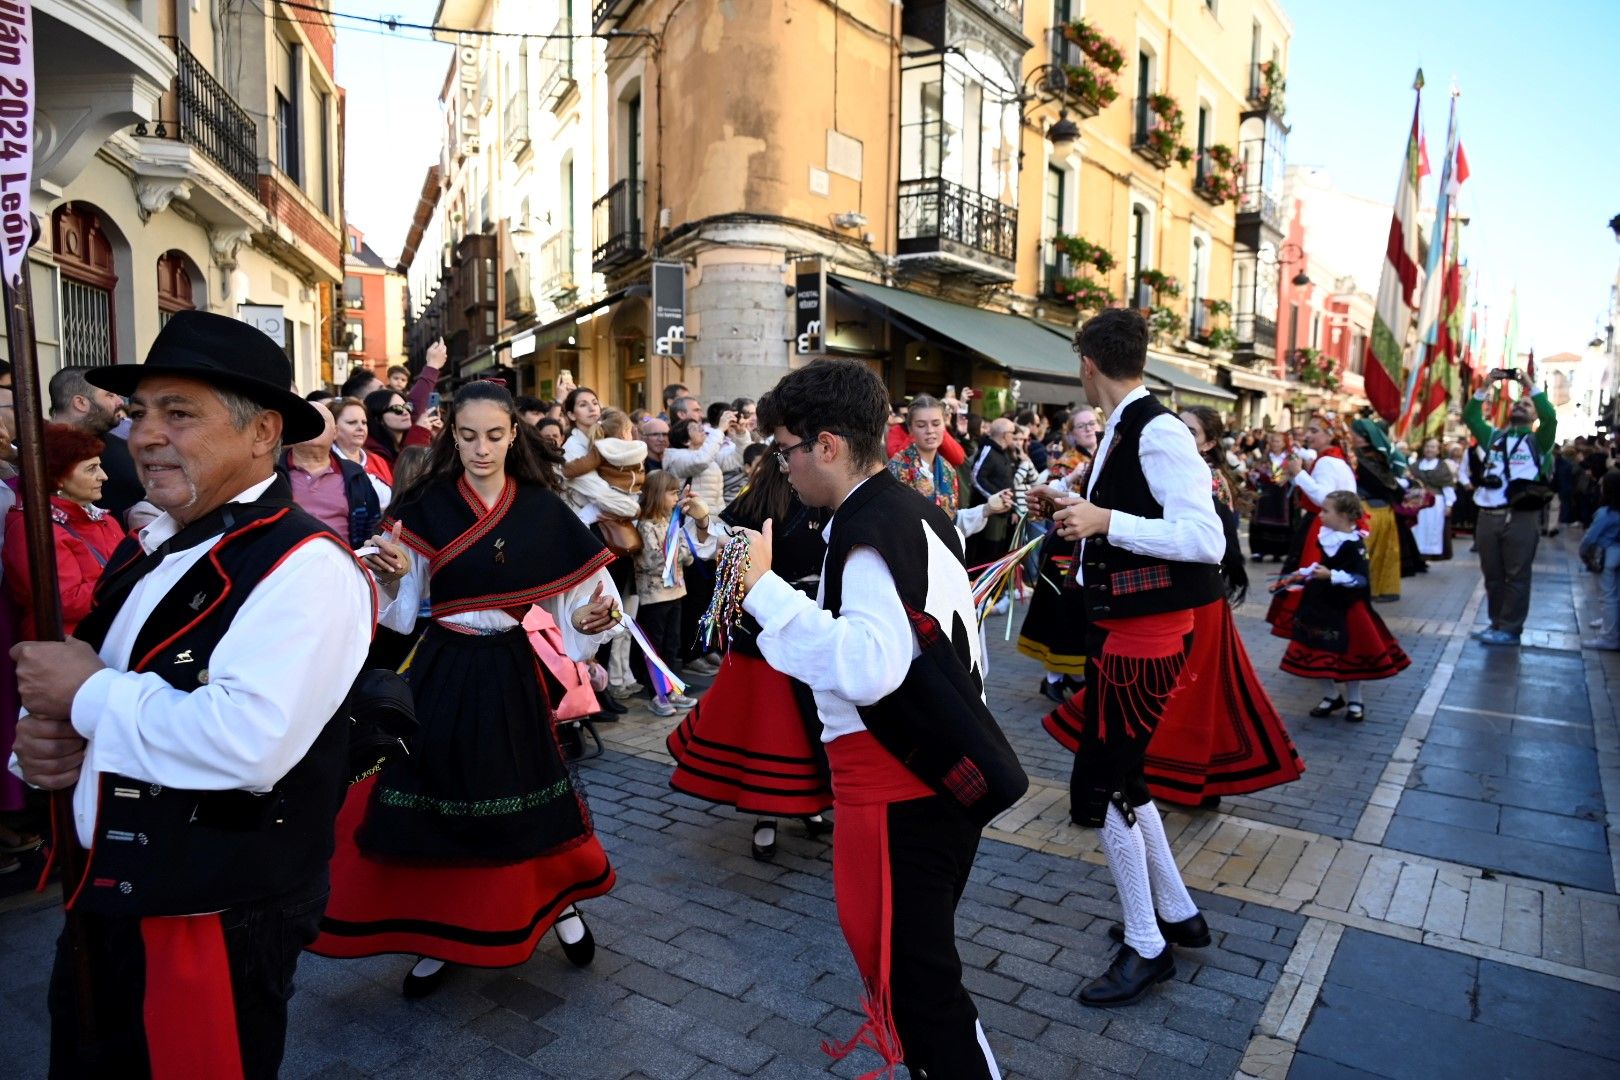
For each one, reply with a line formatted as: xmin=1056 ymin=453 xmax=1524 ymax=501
xmin=8 ymin=311 xmax=375 ymax=1079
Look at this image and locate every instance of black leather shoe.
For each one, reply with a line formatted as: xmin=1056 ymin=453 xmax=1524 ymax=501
xmin=802 ymin=813 xmax=830 ymax=839
xmin=1345 ymin=703 xmax=1366 ymax=723
xmin=1039 ymin=679 xmax=1069 ymax=703
xmin=752 ymin=819 xmax=778 ymax=861
xmin=402 ymin=958 xmax=449 ymax=999
xmin=555 ymin=908 xmax=595 ymax=967
xmin=1309 ymin=695 xmax=1346 ymax=718
xmin=1079 ymin=944 xmax=1176 ymax=1007
xmin=1198 ymin=795 xmax=1222 ymax=810
xmin=599 ymin=694 xmax=628 ymax=716
xmin=1106 ymin=912 xmax=1212 ymax=949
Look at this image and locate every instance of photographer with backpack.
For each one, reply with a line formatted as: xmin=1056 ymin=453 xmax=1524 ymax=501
xmin=1463 ymin=368 xmax=1557 ymax=647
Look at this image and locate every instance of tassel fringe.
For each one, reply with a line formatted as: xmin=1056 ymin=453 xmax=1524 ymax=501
xmin=821 ymin=985 xmax=905 ymax=1080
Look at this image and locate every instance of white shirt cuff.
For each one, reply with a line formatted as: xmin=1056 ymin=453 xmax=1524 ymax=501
xmin=742 ymin=571 xmax=813 ymax=634
xmin=1106 ymin=509 xmax=1141 ymax=545
xmin=71 ymin=667 xmax=121 ymax=739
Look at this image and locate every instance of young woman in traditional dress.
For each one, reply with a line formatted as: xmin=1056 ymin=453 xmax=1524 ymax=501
xmin=309 ymin=380 xmax=625 ymax=997
xmin=666 ymin=452 xmax=833 ymax=860
xmin=1046 ymin=407 xmax=1303 ymax=810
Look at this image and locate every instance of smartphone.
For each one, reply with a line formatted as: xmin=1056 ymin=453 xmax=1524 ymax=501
xmin=1493 ymin=368 xmax=1519 ymax=381
xmin=428 ymin=390 xmax=441 ymax=410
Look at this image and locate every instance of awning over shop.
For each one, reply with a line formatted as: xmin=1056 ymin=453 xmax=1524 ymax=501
xmin=831 ymin=275 xmax=1084 ymax=382
xmin=1144 ymin=353 xmax=1238 ymax=406
xmin=1225 ymin=367 xmax=1292 ymax=394
xmin=1014 ymin=376 xmax=1087 ymax=407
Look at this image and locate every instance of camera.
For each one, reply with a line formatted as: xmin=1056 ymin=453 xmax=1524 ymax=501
xmin=1477 ymin=474 xmax=1505 ymax=490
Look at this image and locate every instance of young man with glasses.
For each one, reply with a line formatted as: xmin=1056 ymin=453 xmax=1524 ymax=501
xmin=735 ymin=361 xmax=1013 ymax=1079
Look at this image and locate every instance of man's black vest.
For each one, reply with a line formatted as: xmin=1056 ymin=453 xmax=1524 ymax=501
xmin=1079 ymin=393 xmax=1223 ymax=620
xmin=68 ymin=490 xmax=360 ymax=916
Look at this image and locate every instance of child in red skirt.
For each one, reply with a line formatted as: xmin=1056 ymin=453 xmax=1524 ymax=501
xmin=1273 ymin=490 xmax=1411 ymax=721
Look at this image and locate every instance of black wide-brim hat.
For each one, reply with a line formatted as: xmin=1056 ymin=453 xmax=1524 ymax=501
xmin=86 ymin=309 xmax=327 ymax=443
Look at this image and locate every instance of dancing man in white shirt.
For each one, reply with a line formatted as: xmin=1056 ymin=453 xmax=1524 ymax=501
xmin=9 ymin=311 xmax=375 ymax=1078
xmin=1044 ymin=308 xmax=1226 ymax=1006
xmin=737 ymin=359 xmax=1018 ymax=1079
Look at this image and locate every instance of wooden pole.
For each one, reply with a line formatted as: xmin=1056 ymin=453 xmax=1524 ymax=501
xmin=4 ymin=236 xmax=96 ymax=1037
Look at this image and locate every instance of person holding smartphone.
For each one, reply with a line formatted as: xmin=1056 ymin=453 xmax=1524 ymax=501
xmin=1463 ymin=367 xmax=1556 ymax=647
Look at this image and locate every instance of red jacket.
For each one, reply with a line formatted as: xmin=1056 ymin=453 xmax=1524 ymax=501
xmin=886 ymin=425 xmax=966 ymax=467
xmin=3 ymin=497 xmax=128 ymax=637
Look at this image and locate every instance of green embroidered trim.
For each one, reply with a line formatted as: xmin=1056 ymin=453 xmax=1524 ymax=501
xmin=375 ymin=777 xmax=573 ymax=817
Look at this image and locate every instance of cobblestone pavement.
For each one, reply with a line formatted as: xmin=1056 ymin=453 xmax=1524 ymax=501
xmin=2 ymin=535 xmax=1616 ymax=1079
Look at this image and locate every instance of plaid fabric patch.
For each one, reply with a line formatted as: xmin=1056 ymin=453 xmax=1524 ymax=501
xmin=943 ymin=757 xmax=989 ymax=807
xmin=904 ymin=605 xmax=940 ymax=649
xmin=1110 ymin=564 xmax=1172 ymax=595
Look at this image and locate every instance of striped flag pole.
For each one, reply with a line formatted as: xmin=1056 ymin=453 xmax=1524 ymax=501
xmin=1363 ymin=71 xmax=1426 ymax=423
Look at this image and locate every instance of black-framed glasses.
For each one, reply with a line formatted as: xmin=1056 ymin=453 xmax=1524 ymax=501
xmin=773 ymin=432 xmax=847 ymax=469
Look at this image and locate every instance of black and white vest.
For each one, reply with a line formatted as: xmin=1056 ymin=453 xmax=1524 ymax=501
xmin=1079 ymin=394 xmax=1224 ymax=621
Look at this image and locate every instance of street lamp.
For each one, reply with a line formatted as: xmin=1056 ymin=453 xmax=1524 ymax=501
xmin=1017 ymin=63 xmax=1083 ymax=161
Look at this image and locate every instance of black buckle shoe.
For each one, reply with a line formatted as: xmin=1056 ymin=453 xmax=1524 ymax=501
xmin=802 ymin=813 xmax=830 ymax=839
xmin=1309 ymin=695 xmax=1347 ymax=718
xmin=402 ymin=957 xmax=449 ymax=999
xmin=1345 ymin=703 xmax=1366 ymax=723
xmin=1039 ymin=678 xmax=1069 ymax=703
xmin=1079 ymin=944 xmax=1176 ymax=1007
xmin=1107 ymin=912 xmax=1212 ymax=949
xmin=555 ymin=907 xmax=595 ymax=968
xmin=752 ymin=819 xmax=778 ymax=861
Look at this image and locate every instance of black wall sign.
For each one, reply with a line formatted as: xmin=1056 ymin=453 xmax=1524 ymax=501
xmin=795 ymin=261 xmax=825 ymax=354
xmin=651 ymin=261 xmax=686 ymax=357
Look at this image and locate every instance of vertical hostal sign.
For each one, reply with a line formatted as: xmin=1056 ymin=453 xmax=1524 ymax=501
xmin=651 ymin=260 xmax=686 ymax=357
xmin=795 ymin=260 xmax=824 ymax=354
xmin=0 ymin=0 xmax=33 ymax=287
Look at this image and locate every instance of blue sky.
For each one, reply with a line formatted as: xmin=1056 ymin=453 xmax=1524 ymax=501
xmin=339 ymin=0 xmax=1620 ymax=357
xmin=1285 ymin=0 xmax=1620 ymax=358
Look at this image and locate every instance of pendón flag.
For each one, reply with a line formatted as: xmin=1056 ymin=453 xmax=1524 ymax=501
xmin=0 ymin=0 xmax=32 ymax=287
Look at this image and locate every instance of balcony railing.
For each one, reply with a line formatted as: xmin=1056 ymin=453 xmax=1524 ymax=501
xmin=504 ymin=93 xmax=529 ymax=157
xmin=897 ymin=176 xmax=1017 ymax=271
xmin=541 ymin=229 xmax=576 ymax=298
xmin=1234 ymin=313 xmax=1278 ymax=352
xmin=537 ymin=13 xmax=575 ymax=108
xmin=138 ymin=37 xmax=258 ymax=193
xmin=593 ymin=179 xmax=645 ymax=269
xmin=1131 ymin=97 xmax=1176 ymax=170
xmin=1236 ymin=188 xmax=1284 ymax=234
xmin=593 ymin=0 xmax=639 ymax=31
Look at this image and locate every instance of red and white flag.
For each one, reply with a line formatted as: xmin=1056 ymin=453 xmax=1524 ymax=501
xmin=1363 ymin=72 xmax=1426 ymax=422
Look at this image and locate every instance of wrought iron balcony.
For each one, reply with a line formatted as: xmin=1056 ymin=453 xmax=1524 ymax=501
xmin=504 ymin=92 xmax=529 ymax=157
xmin=593 ymin=0 xmax=640 ymax=31
xmin=138 ymin=38 xmax=258 ymax=193
xmin=593 ymin=179 xmax=645 ymax=270
xmin=1234 ymin=313 xmax=1278 ymax=357
xmin=896 ymin=176 xmax=1017 ymax=283
xmin=541 ymin=229 xmax=577 ymax=299
xmin=1131 ymin=97 xmax=1177 ymax=170
xmin=537 ymin=13 xmax=575 ymax=109
xmin=1236 ymin=189 xmax=1284 ymax=236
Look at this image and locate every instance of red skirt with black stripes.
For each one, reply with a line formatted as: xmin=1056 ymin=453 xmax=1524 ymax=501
xmin=307 ymin=773 xmax=615 ymax=968
xmin=667 ymin=652 xmax=833 ymax=817
xmin=1280 ymin=599 xmax=1411 ymax=683
xmin=1043 ymin=600 xmax=1305 ymax=805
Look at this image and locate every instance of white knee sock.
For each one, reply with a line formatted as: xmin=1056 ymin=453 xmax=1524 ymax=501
xmin=1099 ymin=804 xmax=1166 ymax=958
xmin=1345 ymin=681 xmax=1364 ymax=704
xmin=1333 ymin=680 xmax=1348 ymax=700
xmin=555 ymin=905 xmax=586 ymax=945
xmin=1134 ymin=801 xmax=1199 ymax=923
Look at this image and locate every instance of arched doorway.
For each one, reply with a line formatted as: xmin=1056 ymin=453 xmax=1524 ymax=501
xmin=156 ymin=249 xmax=203 ymax=325
xmin=53 ymin=203 xmax=118 ymax=366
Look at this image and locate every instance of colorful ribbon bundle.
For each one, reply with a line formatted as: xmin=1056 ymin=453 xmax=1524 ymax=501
xmin=696 ymin=533 xmax=752 ymax=652
xmin=970 ymin=531 xmax=1045 ymax=640
xmin=621 ymin=615 xmax=688 ymax=698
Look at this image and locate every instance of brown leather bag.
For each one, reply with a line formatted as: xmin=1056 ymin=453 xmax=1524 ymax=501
xmin=596 ymin=516 xmax=642 ymax=558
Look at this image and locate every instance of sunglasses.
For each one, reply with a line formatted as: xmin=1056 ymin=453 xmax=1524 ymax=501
xmin=384 ymin=405 xmax=410 ymax=416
